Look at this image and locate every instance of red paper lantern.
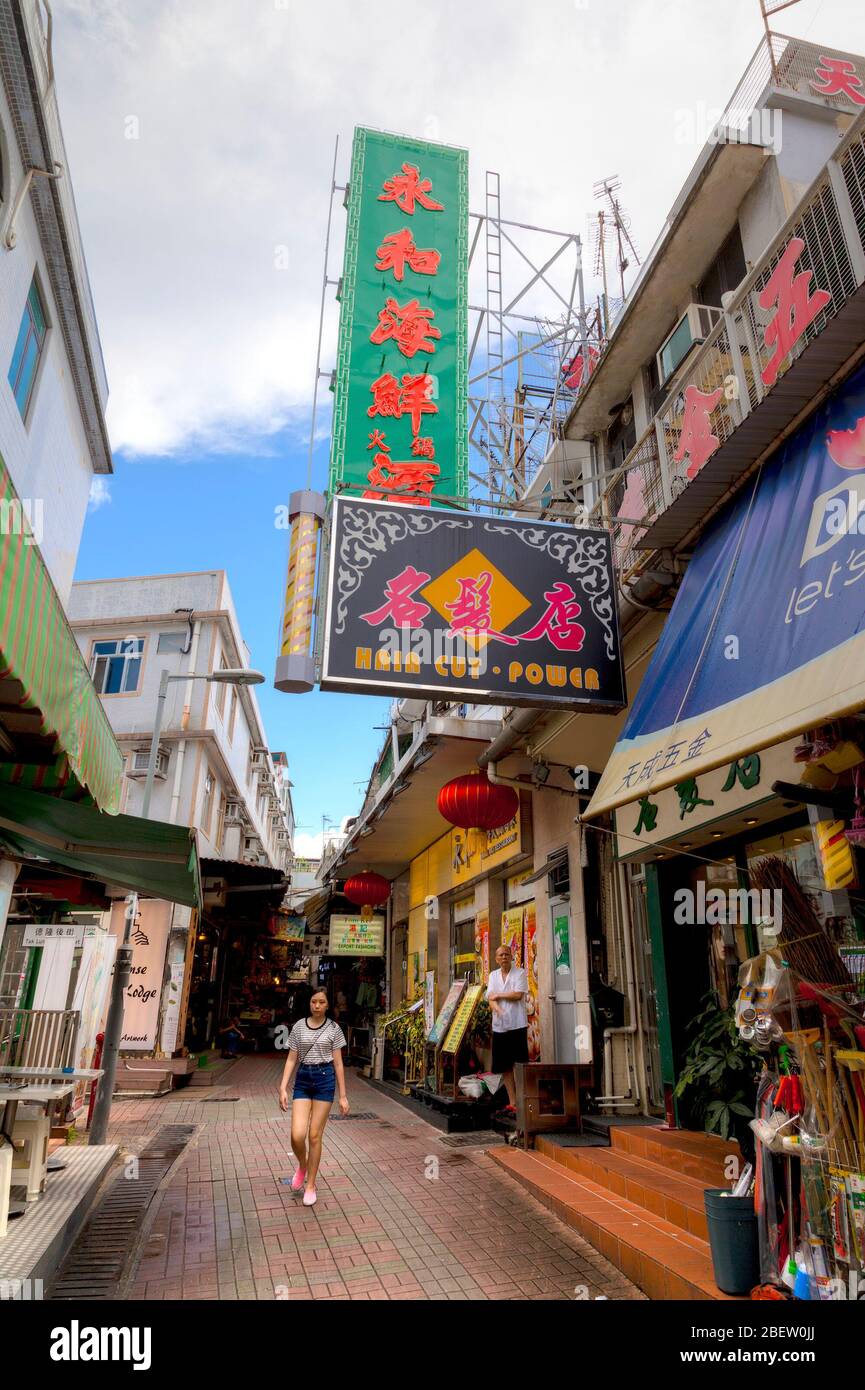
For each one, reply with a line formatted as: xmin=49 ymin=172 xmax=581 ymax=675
xmin=437 ymin=771 xmax=519 ymax=831
xmin=343 ymin=871 xmax=390 ymax=915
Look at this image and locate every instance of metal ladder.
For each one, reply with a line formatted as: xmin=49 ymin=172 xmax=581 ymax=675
xmin=485 ymin=171 xmax=509 ymax=499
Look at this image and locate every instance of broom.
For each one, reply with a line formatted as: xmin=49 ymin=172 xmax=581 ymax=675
xmin=750 ymin=857 xmax=852 ymax=988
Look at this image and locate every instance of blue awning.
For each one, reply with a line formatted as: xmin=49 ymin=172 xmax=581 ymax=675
xmin=585 ymin=357 xmax=865 ymax=818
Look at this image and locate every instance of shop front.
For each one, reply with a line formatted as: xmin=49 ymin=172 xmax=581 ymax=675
xmin=318 ymin=911 xmax=385 ymax=1066
xmin=586 ymin=355 xmax=865 ymax=1140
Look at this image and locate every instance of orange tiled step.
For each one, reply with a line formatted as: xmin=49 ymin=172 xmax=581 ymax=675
xmin=489 ymin=1146 xmax=743 ymax=1301
xmin=611 ymin=1125 xmax=742 ymax=1189
xmin=536 ymin=1137 xmax=710 ymax=1240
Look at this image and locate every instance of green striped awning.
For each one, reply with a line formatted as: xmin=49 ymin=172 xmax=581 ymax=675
xmin=0 ymin=457 xmax=122 ymax=813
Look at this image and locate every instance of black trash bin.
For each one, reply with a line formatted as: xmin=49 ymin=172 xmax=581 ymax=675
xmin=704 ymin=1188 xmax=759 ymax=1295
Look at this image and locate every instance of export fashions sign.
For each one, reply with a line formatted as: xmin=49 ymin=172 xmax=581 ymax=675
xmin=321 ymin=497 xmax=626 ymax=709
xmin=329 ymin=127 xmax=468 ymax=505
xmin=587 ymin=358 xmax=865 ymax=818
xmin=327 ymin=913 xmax=385 ymax=957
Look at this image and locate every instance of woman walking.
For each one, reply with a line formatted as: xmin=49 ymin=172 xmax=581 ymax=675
xmin=278 ymin=988 xmax=349 ymax=1207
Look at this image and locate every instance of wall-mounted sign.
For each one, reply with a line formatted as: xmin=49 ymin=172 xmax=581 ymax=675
xmin=451 ymin=813 xmax=524 ymax=888
xmin=614 ymin=739 xmax=804 ymax=861
xmin=329 ymin=127 xmax=468 ymax=505
xmin=321 ymin=498 xmax=626 ymax=709
xmin=23 ymin=922 xmax=88 ymax=947
xmin=327 ymin=913 xmax=385 ymax=957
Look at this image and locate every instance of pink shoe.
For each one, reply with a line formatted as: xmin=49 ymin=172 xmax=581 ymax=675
xmin=302 ymin=1187 xmax=317 ymax=1207
xmin=290 ymin=1167 xmax=306 ymax=1193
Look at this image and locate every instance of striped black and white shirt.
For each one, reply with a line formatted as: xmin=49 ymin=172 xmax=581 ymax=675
xmin=288 ymin=1017 xmax=346 ymax=1066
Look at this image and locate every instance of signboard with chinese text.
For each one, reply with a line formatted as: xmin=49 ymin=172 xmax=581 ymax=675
xmin=327 ymin=913 xmax=384 ymax=957
xmin=614 ymin=740 xmax=804 ymax=861
xmin=321 ymin=498 xmax=626 ymax=709
xmin=441 ymin=983 xmax=482 ymax=1055
xmin=587 ymin=359 xmax=865 ymax=818
xmin=330 ymin=127 xmax=468 ymax=504
xmin=427 ymin=979 xmax=465 ymax=1045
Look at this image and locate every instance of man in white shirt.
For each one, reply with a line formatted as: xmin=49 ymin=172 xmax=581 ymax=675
xmin=486 ymin=943 xmax=528 ymax=1114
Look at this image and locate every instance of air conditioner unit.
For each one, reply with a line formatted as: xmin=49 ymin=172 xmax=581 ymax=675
xmin=128 ymin=745 xmax=169 ymax=779
xmin=656 ymin=304 xmax=722 ymax=386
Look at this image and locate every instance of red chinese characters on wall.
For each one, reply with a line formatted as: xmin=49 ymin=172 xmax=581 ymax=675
xmin=810 ymin=56 xmax=865 ymax=106
xmin=758 ymin=236 xmax=831 ymax=388
xmin=673 ymin=384 xmax=724 ymax=479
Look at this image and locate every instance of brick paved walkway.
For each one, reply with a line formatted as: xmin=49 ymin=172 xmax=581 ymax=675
xmin=107 ymin=1057 xmax=644 ymax=1301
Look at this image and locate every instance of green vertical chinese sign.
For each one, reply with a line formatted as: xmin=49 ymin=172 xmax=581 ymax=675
xmin=329 ymin=127 xmax=468 ymax=504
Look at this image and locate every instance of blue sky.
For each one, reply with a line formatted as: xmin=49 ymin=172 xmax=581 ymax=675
xmin=75 ymin=434 xmax=390 ymax=853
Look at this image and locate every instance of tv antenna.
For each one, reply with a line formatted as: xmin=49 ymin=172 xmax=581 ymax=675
xmin=593 ymin=175 xmax=640 ymax=310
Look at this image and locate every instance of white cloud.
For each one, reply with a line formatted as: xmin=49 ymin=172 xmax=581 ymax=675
xmin=88 ymin=475 xmax=111 ymax=510
xmin=52 ymin=0 xmax=865 ymax=459
xmin=293 ymin=830 xmax=325 ymax=860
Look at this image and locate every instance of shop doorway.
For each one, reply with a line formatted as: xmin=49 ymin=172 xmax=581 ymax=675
xmin=549 ymin=896 xmax=577 ymax=1063
xmin=626 ymin=864 xmax=664 ymax=1113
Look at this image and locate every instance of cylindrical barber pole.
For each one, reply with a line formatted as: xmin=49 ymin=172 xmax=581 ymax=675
xmin=274 ymin=490 xmax=325 ymax=693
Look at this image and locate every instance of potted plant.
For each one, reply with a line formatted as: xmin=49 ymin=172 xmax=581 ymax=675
xmin=673 ymin=992 xmax=761 ymax=1146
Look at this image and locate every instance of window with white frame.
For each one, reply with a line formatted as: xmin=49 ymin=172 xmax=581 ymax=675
xmin=157 ymin=631 xmax=187 ymax=654
xmin=201 ymin=769 xmax=215 ymax=835
xmin=91 ymin=637 xmax=144 ymax=695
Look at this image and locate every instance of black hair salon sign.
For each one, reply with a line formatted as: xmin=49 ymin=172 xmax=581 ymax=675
xmin=320 ymin=498 xmax=626 ymax=710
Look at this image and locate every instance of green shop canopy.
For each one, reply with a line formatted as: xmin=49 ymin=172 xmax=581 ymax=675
xmin=0 ymin=456 xmax=122 ymax=812
xmin=0 ymin=784 xmax=201 ymax=909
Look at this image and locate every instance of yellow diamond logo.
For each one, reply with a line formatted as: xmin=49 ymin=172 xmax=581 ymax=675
xmin=421 ymin=548 xmax=531 ymax=651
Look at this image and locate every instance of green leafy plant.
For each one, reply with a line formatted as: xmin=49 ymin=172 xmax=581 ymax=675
xmin=673 ymin=993 xmax=761 ymax=1142
xmin=468 ymin=998 xmax=491 ymax=1045
xmin=378 ymin=993 xmax=426 ymax=1075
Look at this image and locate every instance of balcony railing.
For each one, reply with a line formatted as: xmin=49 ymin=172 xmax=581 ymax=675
xmin=592 ymin=101 xmax=865 ymax=576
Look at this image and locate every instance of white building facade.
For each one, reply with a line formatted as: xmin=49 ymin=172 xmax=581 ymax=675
xmin=0 ymin=0 xmax=112 ymax=603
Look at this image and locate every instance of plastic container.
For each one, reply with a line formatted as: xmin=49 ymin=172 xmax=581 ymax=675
xmin=703 ymin=1189 xmax=760 ymax=1296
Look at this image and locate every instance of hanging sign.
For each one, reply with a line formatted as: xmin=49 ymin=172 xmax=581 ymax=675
xmin=108 ymin=900 xmax=171 ymax=1052
xmin=321 ymin=498 xmax=625 ymax=709
xmin=329 ymin=127 xmax=468 ymax=505
xmin=327 ymin=913 xmax=385 ymax=957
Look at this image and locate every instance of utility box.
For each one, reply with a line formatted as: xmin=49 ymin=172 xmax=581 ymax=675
xmin=514 ymin=1063 xmax=581 ymax=1148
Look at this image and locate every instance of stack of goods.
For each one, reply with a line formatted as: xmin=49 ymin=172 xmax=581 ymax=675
xmin=736 ymin=858 xmax=865 ymax=1299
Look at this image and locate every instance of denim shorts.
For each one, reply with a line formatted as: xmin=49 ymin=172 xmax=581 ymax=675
xmin=293 ymin=1062 xmax=336 ymax=1103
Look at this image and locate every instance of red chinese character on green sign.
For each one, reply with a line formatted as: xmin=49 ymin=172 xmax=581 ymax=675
xmin=363 ymin=456 xmax=441 ymax=505
xmin=370 ymin=298 xmax=442 ymax=358
xmin=378 ymin=163 xmax=444 ymax=214
xmin=367 ymin=372 xmax=438 ymax=431
xmin=375 ymin=228 xmax=441 ymax=282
